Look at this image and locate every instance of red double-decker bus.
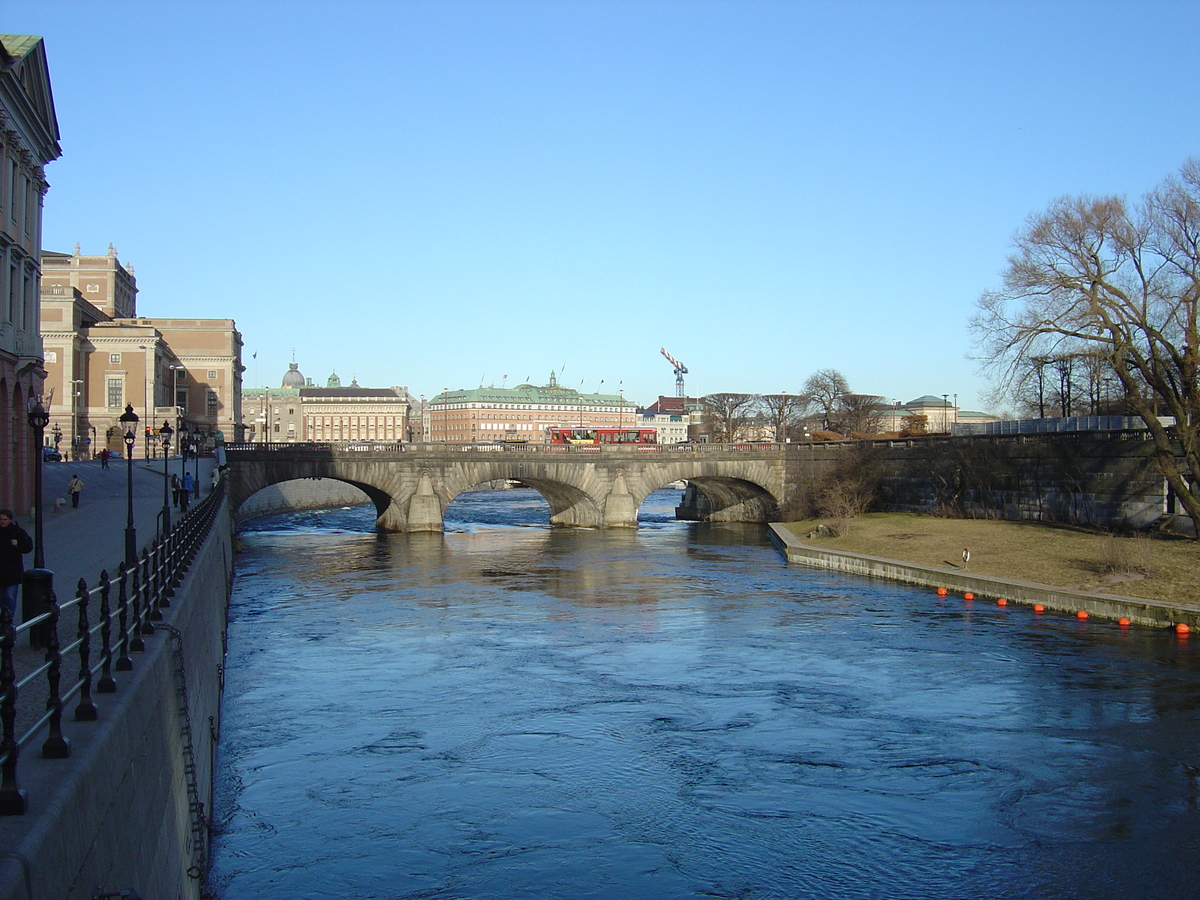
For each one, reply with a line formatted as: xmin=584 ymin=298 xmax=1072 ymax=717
xmin=549 ymin=427 xmax=657 ymax=445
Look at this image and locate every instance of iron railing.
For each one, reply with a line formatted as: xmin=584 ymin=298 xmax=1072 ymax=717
xmin=0 ymin=481 xmax=226 ymax=815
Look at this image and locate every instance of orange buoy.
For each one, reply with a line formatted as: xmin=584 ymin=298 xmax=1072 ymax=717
xmin=1033 ymin=603 xmax=1045 ymax=613
xmin=1076 ymin=610 xmax=1089 ymax=620
xmin=1118 ymin=617 xmax=1131 ymax=627
xmin=1176 ymin=623 xmax=1191 ymax=635
xmin=936 ymin=587 xmax=948 ymax=597
xmin=997 ymin=598 xmax=1008 ymax=607
xmin=964 ymin=592 xmax=975 ymax=601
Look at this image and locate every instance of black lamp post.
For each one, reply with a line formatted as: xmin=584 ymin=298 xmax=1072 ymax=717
xmin=26 ymin=401 xmax=50 ymax=569
xmin=179 ymin=424 xmax=191 ymax=510
xmin=119 ymin=404 xmax=139 ymax=567
xmin=159 ymin=420 xmax=174 ymax=535
xmin=51 ymin=423 xmax=62 ymax=449
xmin=192 ymin=431 xmax=202 ymax=497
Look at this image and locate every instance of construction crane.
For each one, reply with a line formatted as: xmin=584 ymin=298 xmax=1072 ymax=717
xmin=660 ymin=347 xmax=688 ymax=398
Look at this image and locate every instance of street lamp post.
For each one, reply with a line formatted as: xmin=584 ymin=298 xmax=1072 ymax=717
xmin=26 ymin=401 xmax=49 ymax=569
xmin=119 ymin=405 xmax=139 ymax=567
xmin=192 ymin=431 xmax=202 ymax=497
xmin=70 ymin=378 xmax=83 ymax=460
xmin=159 ymin=420 xmax=174 ymax=535
xmin=179 ymin=424 xmax=190 ymax=507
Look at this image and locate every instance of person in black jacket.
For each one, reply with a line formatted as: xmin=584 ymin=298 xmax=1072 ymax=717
xmin=0 ymin=509 xmax=33 ymax=624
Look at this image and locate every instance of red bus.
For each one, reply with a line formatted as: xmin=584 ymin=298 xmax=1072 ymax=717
xmin=549 ymin=427 xmax=657 ymax=445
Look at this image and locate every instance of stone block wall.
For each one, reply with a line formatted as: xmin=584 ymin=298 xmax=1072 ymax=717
xmin=0 ymin=504 xmax=235 ymax=900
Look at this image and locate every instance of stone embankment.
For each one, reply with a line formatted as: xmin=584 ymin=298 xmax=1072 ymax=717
xmin=234 ymin=476 xmax=368 ymax=521
xmin=0 ymin=501 xmax=234 ymax=900
xmin=768 ymin=523 xmax=1200 ymax=630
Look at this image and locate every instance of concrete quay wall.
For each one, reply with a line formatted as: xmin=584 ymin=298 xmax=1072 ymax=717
xmin=0 ymin=503 xmax=235 ymax=900
xmin=768 ymin=523 xmax=1200 ymax=630
xmin=235 ymin=476 xmax=369 ymax=522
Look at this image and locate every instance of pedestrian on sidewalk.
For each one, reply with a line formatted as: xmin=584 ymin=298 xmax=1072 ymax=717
xmin=100 ymin=448 xmax=110 ymax=469
xmin=67 ymin=474 xmax=84 ymax=508
xmin=0 ymin=509 xmax=33 ymax=623
xmin=171 ymin=474 xmax=182 ymax=508
xmin=181 ymin=471 xmax=194 ymax=513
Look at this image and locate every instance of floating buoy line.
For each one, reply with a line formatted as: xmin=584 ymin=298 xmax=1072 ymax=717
xmin=932 ymin=586 xmax=1192 ymax=635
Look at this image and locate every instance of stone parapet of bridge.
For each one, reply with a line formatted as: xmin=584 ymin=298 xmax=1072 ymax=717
xmin=223 ymin=441 xmax=791 ymax=532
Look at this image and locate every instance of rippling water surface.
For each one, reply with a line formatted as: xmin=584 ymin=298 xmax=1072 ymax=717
xmin=209 ymin=489 xmax=1200 ymax=899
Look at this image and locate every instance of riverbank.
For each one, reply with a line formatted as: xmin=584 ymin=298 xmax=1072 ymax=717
xmin=773 ymin=513 xmax=1200 ymax=628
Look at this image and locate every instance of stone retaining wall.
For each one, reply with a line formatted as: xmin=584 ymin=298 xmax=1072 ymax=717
xmin=0 ymin=503 xmax=235 ymax=900
xmin=768 ymin=523 xmax=1199 ymax=630
xmin=235 ymin=477 xmax=369 ymax=522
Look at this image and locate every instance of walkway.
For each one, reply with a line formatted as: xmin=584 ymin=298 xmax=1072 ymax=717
xmin=14 ymin=453 xmax=216 ymax=598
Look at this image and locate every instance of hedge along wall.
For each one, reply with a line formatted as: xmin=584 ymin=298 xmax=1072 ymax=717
xmin=0 ymin=502 xmax=235 ymax=900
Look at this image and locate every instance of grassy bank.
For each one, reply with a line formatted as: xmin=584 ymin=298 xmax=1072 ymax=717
xmin=780 ymin=513 xmax=1199 ymax=606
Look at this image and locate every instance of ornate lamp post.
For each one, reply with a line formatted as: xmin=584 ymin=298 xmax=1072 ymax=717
xmin=119 ymin=404 xmax=139 ymax=567
xmin=159 ymin=420 xmax=174 ymax=535
xmin=51 ymin=423 xmax=62 ymax=450
xmin=25 ymin=401 xmax=50 ymax=569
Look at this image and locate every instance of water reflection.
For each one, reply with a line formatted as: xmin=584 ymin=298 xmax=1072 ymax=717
xmin=211 ymin=490 xmax=1200 ymax=900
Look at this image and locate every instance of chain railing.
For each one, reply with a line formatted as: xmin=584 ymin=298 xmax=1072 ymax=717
xmin=0 ymin=481 xmax=226 ymax=815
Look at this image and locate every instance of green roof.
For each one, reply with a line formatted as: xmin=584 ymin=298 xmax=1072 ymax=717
xmin=432 ymin=381 xmax=633 ymax=408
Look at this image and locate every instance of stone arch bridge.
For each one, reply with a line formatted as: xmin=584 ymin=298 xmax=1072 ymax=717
xmin=223 ymin=442 xmax=793 ymax=532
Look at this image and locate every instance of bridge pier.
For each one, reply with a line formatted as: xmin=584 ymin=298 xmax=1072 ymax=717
xmin=225 ymin=444 xmax=790 ymax=533
xmin=406 ymin=471 xmax=445 ymax=533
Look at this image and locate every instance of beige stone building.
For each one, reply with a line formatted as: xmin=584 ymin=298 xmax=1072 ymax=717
xmin=302 ymin=373 xmax=410 ymax=443
xmin=243 ymin=365 xmax=412 ymax=444
xmin=39 ymin=245 xmax=243 ymax=456
xmin=1 ymin=34 xmax=59 ymax=512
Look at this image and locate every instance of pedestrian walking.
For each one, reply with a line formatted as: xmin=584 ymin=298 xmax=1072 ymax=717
xmin=100 ymin=449 xmax=110 ymax=469
xmin=0 ymin=509 xmax=33 ymax=624
xmin=210 ymin=467 xmax=221 ymax=492
xmin=171 ymin=474 xmax=181 ymax=508
xmin=181 ymin=471 xmax=194 ymax=513
xmin=67 ymin=474 xmax=84 ymax=508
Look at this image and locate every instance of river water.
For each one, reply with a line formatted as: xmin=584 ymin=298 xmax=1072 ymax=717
xmin=208 ymin=488 xmax=1200 ymax=899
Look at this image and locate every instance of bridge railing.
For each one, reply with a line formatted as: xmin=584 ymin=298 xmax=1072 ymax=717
xmin=0 ymin=481 xmax=226 ymax=815
xmin=224 ymin=441 xmax=785 ymax=454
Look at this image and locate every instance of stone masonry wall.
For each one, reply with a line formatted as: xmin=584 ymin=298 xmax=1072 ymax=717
xmin=0 ymin=503 xmax=235 ymax=900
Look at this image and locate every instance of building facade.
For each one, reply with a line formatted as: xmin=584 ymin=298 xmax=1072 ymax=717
xmin=243 ymin=365 xmax=412 ymax=443
xmin=40 ymin=245 xmax=244 ymax=455
xmin=427 ymin=374 xmax=639 ymax=443
xmin=638 ymin=396 xmax=691 ymax=444
xmin=1 ymin=34 xmax=60 ymax=512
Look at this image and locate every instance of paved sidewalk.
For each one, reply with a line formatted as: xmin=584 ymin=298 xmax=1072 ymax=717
xmin=13 ymin=454 xmax=216 ymax=597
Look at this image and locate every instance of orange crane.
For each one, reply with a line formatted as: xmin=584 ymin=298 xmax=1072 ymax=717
xmin=660 ymin=347 xmax=688 ymax=398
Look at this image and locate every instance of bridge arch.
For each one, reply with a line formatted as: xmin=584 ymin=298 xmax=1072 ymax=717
xmin=224 ymin=444 xmax=790 ymax=532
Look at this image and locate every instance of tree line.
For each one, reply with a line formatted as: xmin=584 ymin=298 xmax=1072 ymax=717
xmin=699 ymin=369 xmax=922 ymax=443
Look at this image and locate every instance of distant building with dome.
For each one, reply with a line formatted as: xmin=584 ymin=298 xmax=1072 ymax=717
xmin=243 ymin=360 xmax=414 ymax=443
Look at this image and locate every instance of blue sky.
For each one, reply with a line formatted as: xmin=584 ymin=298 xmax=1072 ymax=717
xmin=8 ymin=0 xmax=1199 ymax=411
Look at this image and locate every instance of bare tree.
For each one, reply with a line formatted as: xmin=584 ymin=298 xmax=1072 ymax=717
xmin=840 ymin=393 xmax=887 ymax=435
xmin=701 ymin=393 xmax=759 ymax=442
xmin=757 ymin=393 xmax=807 ymax=441
xmin=971 ymin=158 xmax=1200 ymax=533
xmin=802 ymin=369 xmax=849 ymax=431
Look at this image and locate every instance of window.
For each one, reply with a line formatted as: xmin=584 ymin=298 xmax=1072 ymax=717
xmin=45 ymin=350 xmax=56 ymax=363
xmin=176 ymin=387 xmax=188 ymax=409
xmin=106 ymin=378 xmax=123 ymax=408
xmin=208 ymin=370 xmax=218 ymax=380
xmin=207 ymin=390 xmax=219 ymax=417
xmin=109 ymin=353 xmax=121 ymax=364
xmin=86 ymin=283 xmax=99 ymax=293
